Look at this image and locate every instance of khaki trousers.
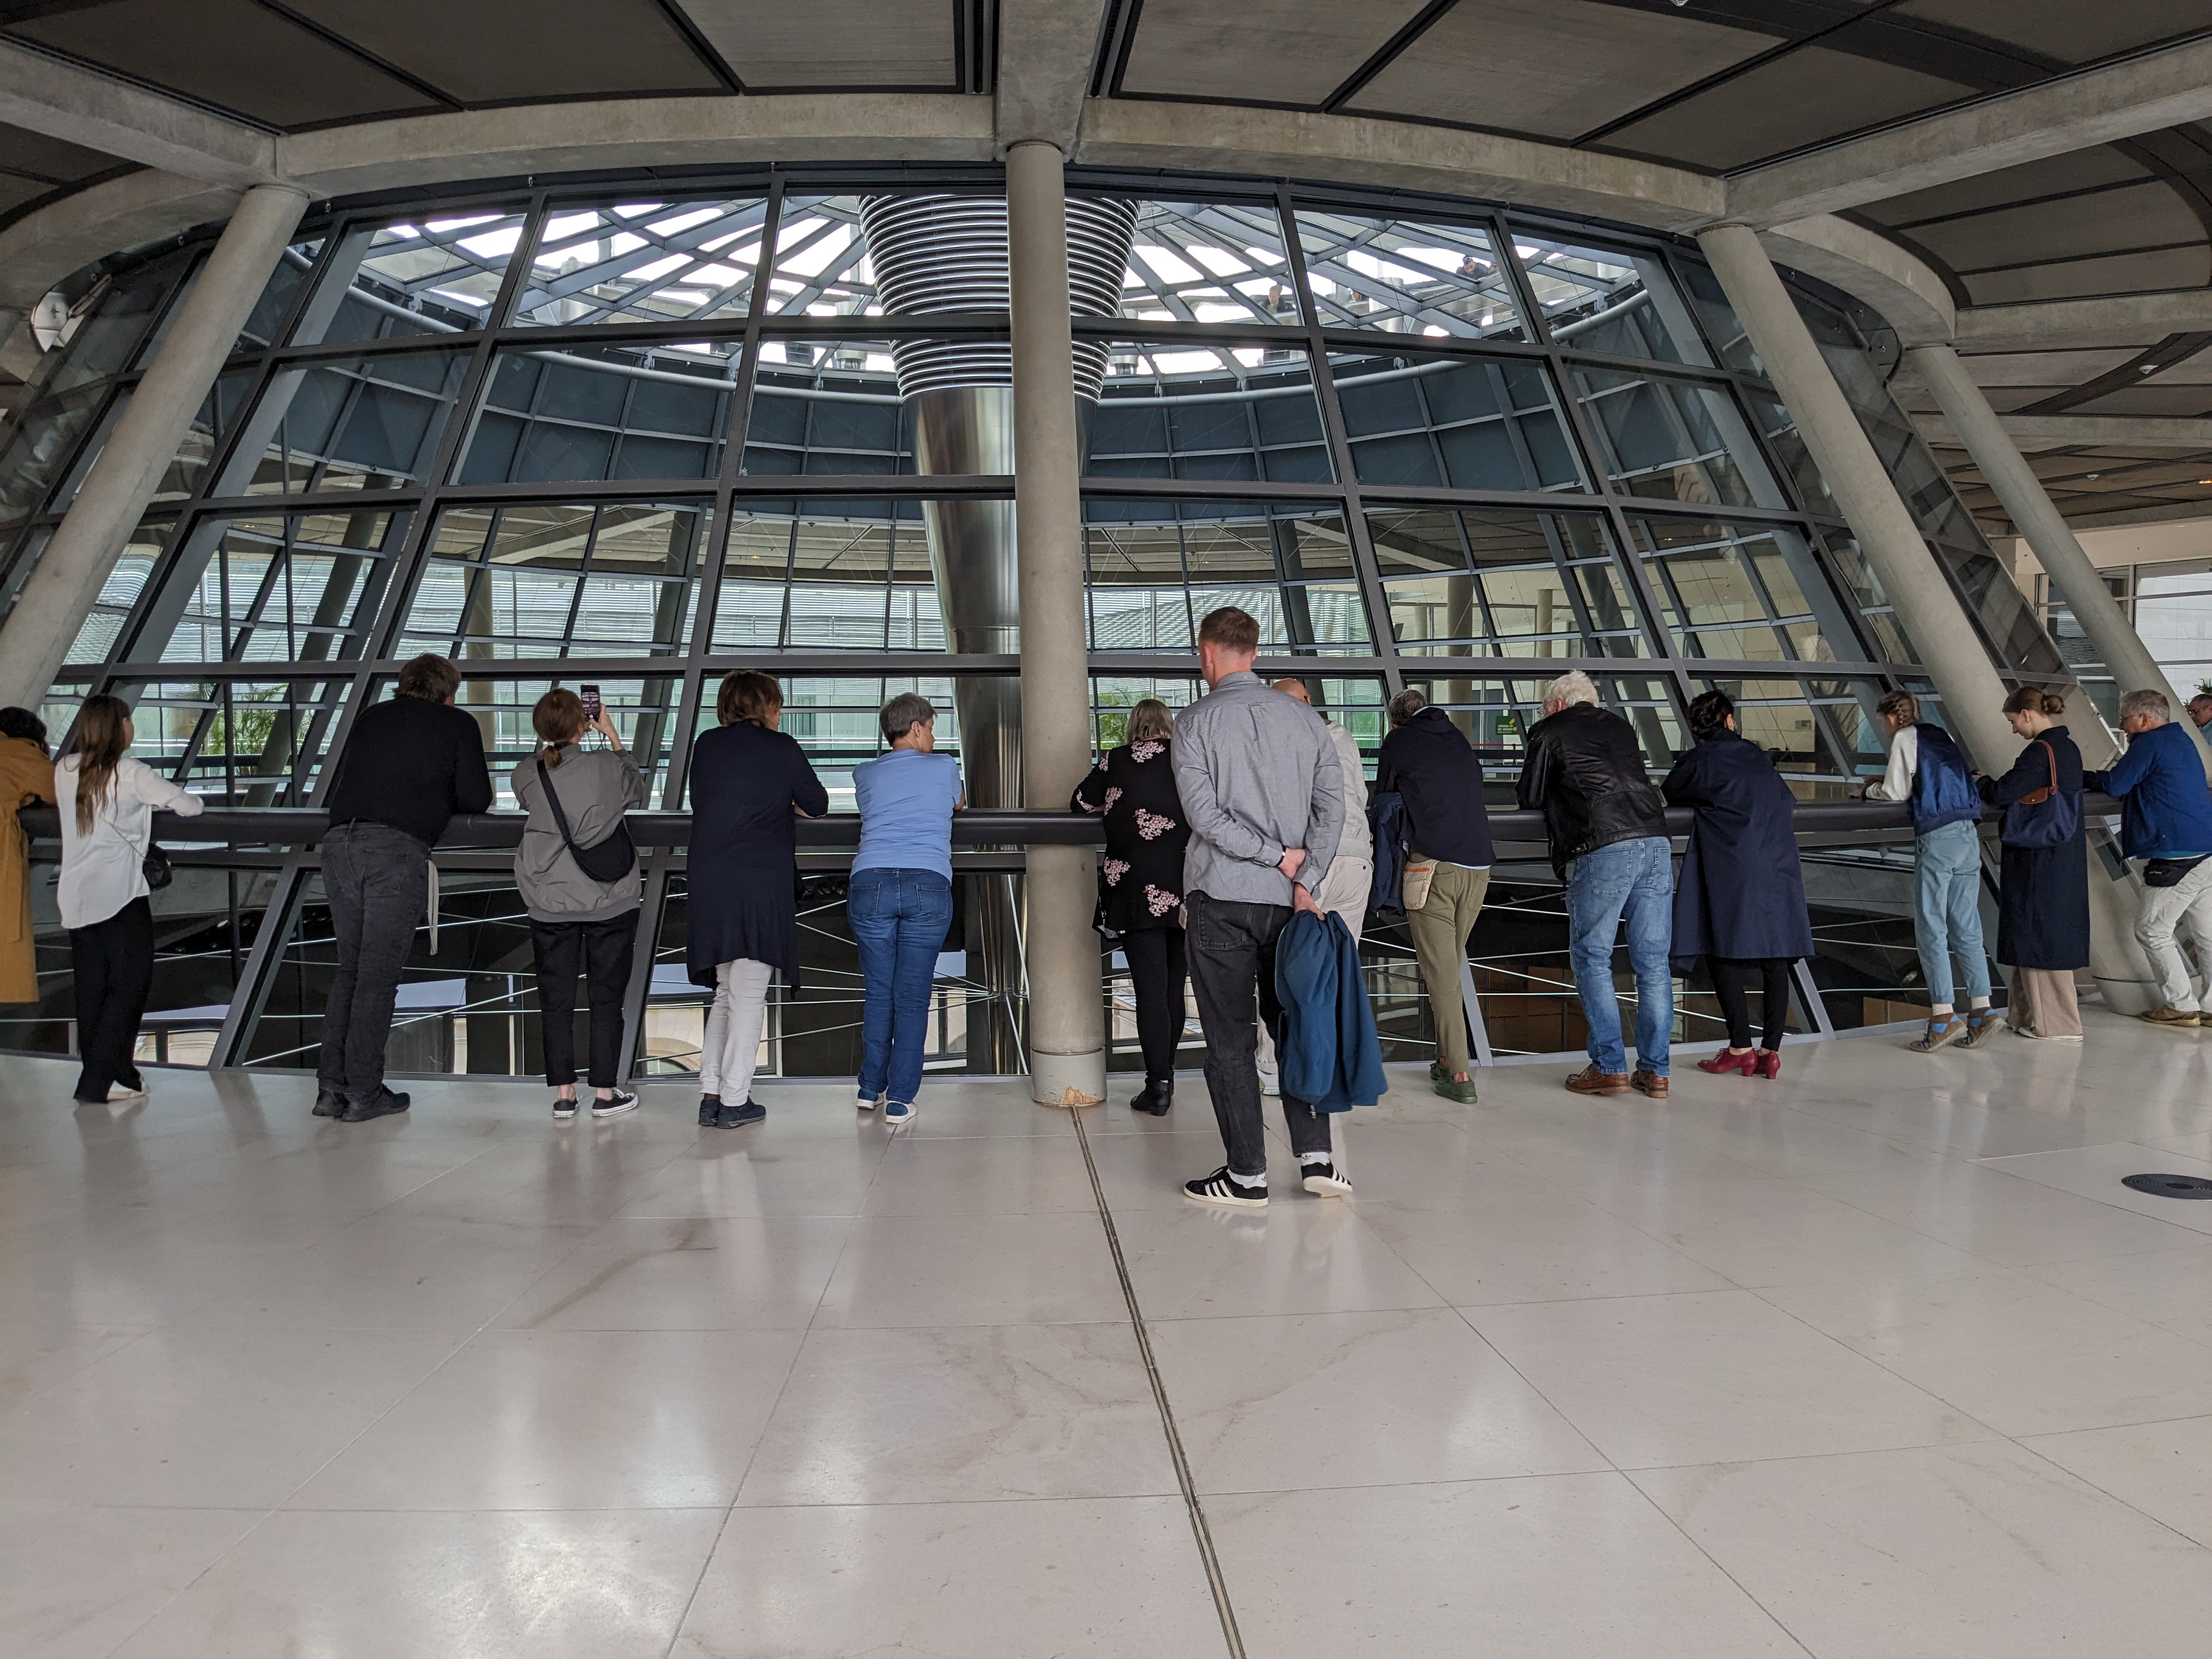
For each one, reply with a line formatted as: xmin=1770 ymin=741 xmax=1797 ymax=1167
xmin=2008 ymin=968 xmax=2082 ymax=1039
xmin=1406 ymin=858 xmax=1492 ymax=1075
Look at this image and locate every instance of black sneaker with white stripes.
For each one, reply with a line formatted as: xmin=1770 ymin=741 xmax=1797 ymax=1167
xmin=1300 ymin=1160 xmax=1353 ymax=1197
xmin=1183 ymin=1165 xmax=1267 ymax=1208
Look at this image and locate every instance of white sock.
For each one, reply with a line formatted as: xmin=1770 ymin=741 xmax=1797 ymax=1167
xmin=1229 ymin=1167 xmax=1267 ymax=1189
xmin=1300 ymin=1151 xmax=1333 ymax=1167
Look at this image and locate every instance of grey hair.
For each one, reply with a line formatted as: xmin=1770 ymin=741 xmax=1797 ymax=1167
xmin=1539 ymin=670 xmax=1599 ymax=711
xmin=1387 ymin=687 xmax=1429 ymax=726
xmin=2119 ymin=687 xmax=2171 ymax=723
xmin=879 ymin=691 xmax=936 ymax=743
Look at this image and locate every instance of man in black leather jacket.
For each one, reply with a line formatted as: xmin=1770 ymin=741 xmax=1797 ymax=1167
xmin=1515 ymin=672 xmax=1673 ymax=1099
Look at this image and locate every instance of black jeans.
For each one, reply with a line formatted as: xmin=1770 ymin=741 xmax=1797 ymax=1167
xmin=319 ymin=821 xmax=428 ymax=1102
xmin=530 ymin=913 xmax=638 ymax=1088
xmin=70 ymin=896 xmax=152 ymax=1102
xmin=1123 ymin=924 xmax=1188 ymax=1083
xmin=1184 ymin=891 xmax=1332 ymax=1179
xmin=1710 ymin=955 xmax=1793 ymax=1051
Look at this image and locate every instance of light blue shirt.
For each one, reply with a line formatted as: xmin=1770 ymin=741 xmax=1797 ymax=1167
xmin=852 ymin=748 xmax=962 ymax=879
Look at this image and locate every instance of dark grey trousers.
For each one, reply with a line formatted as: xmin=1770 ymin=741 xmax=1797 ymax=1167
xmin=318 ymin=821 xmax=428 ymax=1102
xmin=1184 ymin=891 xmax=1332 ymax=1180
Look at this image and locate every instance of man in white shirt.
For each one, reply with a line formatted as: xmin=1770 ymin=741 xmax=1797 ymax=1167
xmin=1256 ymin=679 xmax=1372 ymax=1096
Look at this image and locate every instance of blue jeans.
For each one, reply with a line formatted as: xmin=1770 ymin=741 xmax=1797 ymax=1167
xmin=1566 ymin=836 xmax=1674 ymax=1076
xmin=1913 ymin=819 xmax=1990 ymax=1009
xmin=849 ymin=867 xmax=953 ymax=1106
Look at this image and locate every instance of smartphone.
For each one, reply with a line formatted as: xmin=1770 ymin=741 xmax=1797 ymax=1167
xmin=579 ymin=684 xmax=601 ymax=724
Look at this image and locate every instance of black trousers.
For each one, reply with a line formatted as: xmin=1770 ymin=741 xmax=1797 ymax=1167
xmin=1122 ymin=924 xmax=1188 ymax=1083
xmin=530 ymin=913 xmax=638 ymax=1088
xmin=70 ymin=896 xmax=153 ymax=1103
xmin=319 ymin=821 xmax=429 ymax=1103
xmin=1185 ymin=892 xmax=1332 ymax=1178
xmin=1709 ymin=955 xmax=1793 ymax=1051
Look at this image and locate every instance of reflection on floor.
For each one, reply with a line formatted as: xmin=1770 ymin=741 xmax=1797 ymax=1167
xmin=5 ymin=1018 xmax=2212 ymax=1657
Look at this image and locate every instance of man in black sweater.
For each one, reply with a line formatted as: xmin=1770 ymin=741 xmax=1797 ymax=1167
xmin=315 ymin=653 xmax=493 ymax=1121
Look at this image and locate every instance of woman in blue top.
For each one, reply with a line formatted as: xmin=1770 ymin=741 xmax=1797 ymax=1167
xmin=850 ymin=692 xmax=963 ymax=1127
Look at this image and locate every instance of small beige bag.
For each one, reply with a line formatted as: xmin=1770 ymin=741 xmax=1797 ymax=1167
xmin=1401 ymin=856 xmax=1437 ymax=913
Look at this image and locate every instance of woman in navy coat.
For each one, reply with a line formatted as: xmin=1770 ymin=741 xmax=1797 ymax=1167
xmin=686 ymin=670 xmax=829 ymax=1127
xmin=1662 ymin=690 xmax=1814 ymax=1080
xmin=1976 ymin=687 xmax=2088 ymax=1041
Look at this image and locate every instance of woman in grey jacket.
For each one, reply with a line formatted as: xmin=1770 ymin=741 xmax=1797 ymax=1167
xmin=514 ymin=689 xmax=647 ymax=1121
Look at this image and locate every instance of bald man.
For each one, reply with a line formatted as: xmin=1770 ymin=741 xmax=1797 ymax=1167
xmin=1256 ymin=679 xmax=1375 ymax=1095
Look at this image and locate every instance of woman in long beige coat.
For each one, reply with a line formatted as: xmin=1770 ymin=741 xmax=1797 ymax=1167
xmin=0 ymin=708 xmax=57 ymax=1005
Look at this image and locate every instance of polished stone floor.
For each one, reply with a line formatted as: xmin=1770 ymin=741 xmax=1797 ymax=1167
xmin=5 ymin=1017 xmax=2212 ymax=1657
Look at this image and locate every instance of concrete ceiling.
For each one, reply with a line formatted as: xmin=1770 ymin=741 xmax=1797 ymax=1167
xmin=1 ymin=0 xmax=2211 ymax=528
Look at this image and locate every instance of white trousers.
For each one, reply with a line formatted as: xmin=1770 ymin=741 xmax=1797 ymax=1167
xmin=700 ymin=959 xmax=773 ymax=1104
xmin=2136 ymin=860 xmax=2212 ymax=1011
xmin=1257 ymin=855 xmax=1373 ymax=1081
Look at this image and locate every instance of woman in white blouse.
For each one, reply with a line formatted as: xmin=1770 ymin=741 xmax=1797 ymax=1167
xmin=55 ymin=694 xmax=202 ymax=1105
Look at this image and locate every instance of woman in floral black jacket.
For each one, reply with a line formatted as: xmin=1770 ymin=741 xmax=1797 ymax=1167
xmin=1072 ymin=698 xmax=1192 ymax=1115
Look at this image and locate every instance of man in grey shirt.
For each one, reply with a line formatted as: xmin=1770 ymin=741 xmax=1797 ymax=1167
xmin=1172 ymin=606 xmax=1350 ymax=1208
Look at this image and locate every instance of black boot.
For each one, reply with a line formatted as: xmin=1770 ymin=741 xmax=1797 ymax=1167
xmin=1132 ymin=1077 xmax=1174 ymax=1116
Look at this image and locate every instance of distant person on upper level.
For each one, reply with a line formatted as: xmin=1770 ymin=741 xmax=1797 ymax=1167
xmin=2086 ymin=686 xmax=2212 ymax=1029
xmin=316 ymin=654 xmax=492 ymax=1123
xmin=1864 ymin=688 xmax=1990 ymax=1053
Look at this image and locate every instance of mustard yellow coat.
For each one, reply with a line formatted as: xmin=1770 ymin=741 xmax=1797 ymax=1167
xmin=0 ymin=735 xmax=56 ymax=1003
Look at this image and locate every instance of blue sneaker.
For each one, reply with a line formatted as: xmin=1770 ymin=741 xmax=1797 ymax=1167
xmin=882 ymin=1099 xmax=916 ymax=1129
xmin=857 ymin=1090 xmax=880 ymax=1116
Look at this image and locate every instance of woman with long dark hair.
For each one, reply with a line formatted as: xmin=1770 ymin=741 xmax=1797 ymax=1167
xmin=0 ymin=707 xmax=55 ymax=1009
xmin=1073 ymin=697 xmax=1192 ymax=1114
xmin=54 ymin=694 xmax=202 ymax=1105
xmin=1662 ymin=690 xmax=1813 ymax=1080
xmin=1979 ymin=687 xmax=2088 ymax=1041
xmin=514 ymin=687 xmax=646 ymax=1122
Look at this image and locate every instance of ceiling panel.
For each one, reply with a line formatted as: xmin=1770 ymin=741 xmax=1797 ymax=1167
xmin=5 ymin=0 xmax=442 ymax=127
xmin=2073 ymin=386 xmax=2212 ymax=418
xmin=1911 ymin=180 xmax=2207 ymax=273
xmin=1601 ymin=47 xmax=1978 ymax=171
xmin=1954 ymin=349 xmax=2142 ymax=386
xmin=0 ymin=122 xmax=128 ymax=183
xmin=1894 ymin=0 xmax=2212 ymax=65
xmin=284 ymin=0 xmax=727 ymax=103
xmin=1858 ymin=148 xmax=2152 ymax=228
xmin=1119 ymin=0 xmax=1426 ymax=105
xmin=1349 ymin=0 xmax=1769 ymax=139
xmin=1963 ymin=245 xmax=2212 ymax=306
xmin=674 ymin=0 xmax=955 ymax=88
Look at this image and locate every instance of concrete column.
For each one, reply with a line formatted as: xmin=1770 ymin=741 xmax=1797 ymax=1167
xmin=1700 ymin=224 xmax=2154 ymax=1011
xmin=1907 ymin=341 xmax=2212 ymax=777
xmin=0 ymin=183 xmax=309 ymax=711
xmin=1006 ymin=139 xmax=1105 ymax=1107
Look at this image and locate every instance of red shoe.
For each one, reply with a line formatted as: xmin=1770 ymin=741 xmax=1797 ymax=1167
xmin=1697 ymin=1048 xmax=1757 ymax=1075
xmin=1753 ymin=1049 xmax=1782 ymax=1081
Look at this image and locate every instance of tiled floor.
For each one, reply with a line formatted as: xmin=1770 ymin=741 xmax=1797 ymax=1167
xmin=5 ymin=1014 xmax=2212 ymax=1656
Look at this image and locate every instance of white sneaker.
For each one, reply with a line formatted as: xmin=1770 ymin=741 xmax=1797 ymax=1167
xmin=1256 ymin=1069 xmax=1281 ymax=1097
xmin=106 ymin=1082 xmax=146 ymax=1103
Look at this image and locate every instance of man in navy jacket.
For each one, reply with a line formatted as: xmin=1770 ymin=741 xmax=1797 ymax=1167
xmin=2086 ymin=687 xmax=2212 ymax=1025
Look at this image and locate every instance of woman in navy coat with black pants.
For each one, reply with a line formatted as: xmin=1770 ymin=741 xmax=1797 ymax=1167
xmin=1662 ymin=690 xmax=1815 ymax=1080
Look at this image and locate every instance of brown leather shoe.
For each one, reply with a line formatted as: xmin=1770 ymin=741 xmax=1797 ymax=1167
xmin=1630 ymin=1069 xmax=1668 ymax=1099
xmin=1565 ymin=1065 xmax=1631 ymax=1096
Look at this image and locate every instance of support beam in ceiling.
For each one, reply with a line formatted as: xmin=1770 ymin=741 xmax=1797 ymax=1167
xmin=0 ymin=41 xmax=276 ymax=188
xmin=1723 ymin=35 xmax=2212 ymax=228
xmin=1958 ymin=290 xmax=2212 ymax=351
xmin=1913 ymin=411 xmax=2212 ymax=450
xmin=995 ymin=0 xmax=1109 ymax=151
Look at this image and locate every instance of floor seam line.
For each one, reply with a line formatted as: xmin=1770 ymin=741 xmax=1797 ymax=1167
xmin=1068 ymin=1107 xmax=1248 ymax=1659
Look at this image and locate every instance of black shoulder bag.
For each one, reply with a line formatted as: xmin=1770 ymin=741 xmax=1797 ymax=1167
xmin=534 ymin=758 xmax=636 ymax=883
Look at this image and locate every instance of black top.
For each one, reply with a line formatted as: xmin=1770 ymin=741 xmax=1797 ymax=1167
xmin=323 ymin=695 xmax=493 ymax=848
xmin=1515 ymin=702 xmax=1667 ymax=876
xmin=685 ymin=720 xmax=831 ymax=985
xmin=1978 ymin=726 xmax=2090 ymax=970
xmin=1073 ymin=738 xmax=1191 ymax=933
xmin=1661 ymin=729 xmax=1814 ymax=969
xmin=1376 ymin=706 xmax=1494 ymax=868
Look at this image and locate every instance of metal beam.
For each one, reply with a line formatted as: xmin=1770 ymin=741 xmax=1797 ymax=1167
xmin=1913 ymin=411 xmax=2212 ymax=449
xmin=1958 ymin=290 xmax=2212 ymax=350
xmin=0 ymin=40 xmax=276 ymax=187
xmin=1725 ymin=35 xmax=2212 ymax=227
xmin=995 ymin=0 xmax=1109 ymax=151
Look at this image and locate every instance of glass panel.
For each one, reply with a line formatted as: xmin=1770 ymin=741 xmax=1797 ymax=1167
xmin=458 ymin=343 xmax=736 ymax=486
xmin=1290 ymin=206 xmax=1522 ymax=339
xmin=1688 ymin=675 xmax=1870 ymax=795
xmin=151 ymin=370 xmax=255 ymax=504
xmin=436 ymin=674 xmax=682 ymax=808
xmin=1514 ymin=232 xmax=1702 ymax=364
xmin=297 ymin=207 xmax=533 ymax=343
xmin=515 ymin=196 xmax=770 ymax=327
xmin=62 ymin=517 xmax=170 ymax=665
xmin=113 ymin=676 xmax=357 ymax=804
xmin=49 ymin=252 xmax=194 ymax=393
xmin=763 ymin=675 xmax=967 ymax=810
xmin=1571 ymin=367 xmax=1783 ymax=508
xmin=234 ymin=239 xmax=324 ymax=354
xmin=1629 ymin=516 xmax=1862 ymax=665
xmin=744 ymin=340 xmax=915 ymax=476
xmin=1368 ymin=506 xmax=1649 ymax=658
xmin=400 ymin=501 xmax=708 ymax=661
xmin=229 ymin=348 xmax=472 ymax=496
xmin=764 ymin=195 xmax=877 ymax=317
xmin=713 ymin=499 xmax=940 ymax=652
xmin=1822 ymin=533 xmax=1922 ymax=666
xmin=0 ymin=382 xmax=114 ymax=534
xmin=133 ymin=506 xmax=411 ymax=668
xmin=1336 ymin=350 xmax=1584 ymax=492
xmin=1093 ymin=342 xmax=1331 ymax=484
xmin=1674 ymin=253 xmax=1759 ymax=374
xmin=1118 ymin=199 xmax=1296 ymax=326
xmin=1084 ymin=501 xmax=1368 ymax=654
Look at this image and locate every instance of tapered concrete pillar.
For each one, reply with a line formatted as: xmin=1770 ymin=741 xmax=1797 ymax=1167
xmin=1007 ymin=140 xmax=1105 ymax=1107
xmin=1906 ymin=341 xmax=2212 ymax=778
xmin=0 ymin=183 xmax=309 ymax=712
xmin=1700 ymin=224 xmax=2155 ymax=1011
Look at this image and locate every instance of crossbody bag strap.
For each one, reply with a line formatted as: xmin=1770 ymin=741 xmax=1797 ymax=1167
xmin=534 ymin=757 xmax=586 ymax=857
